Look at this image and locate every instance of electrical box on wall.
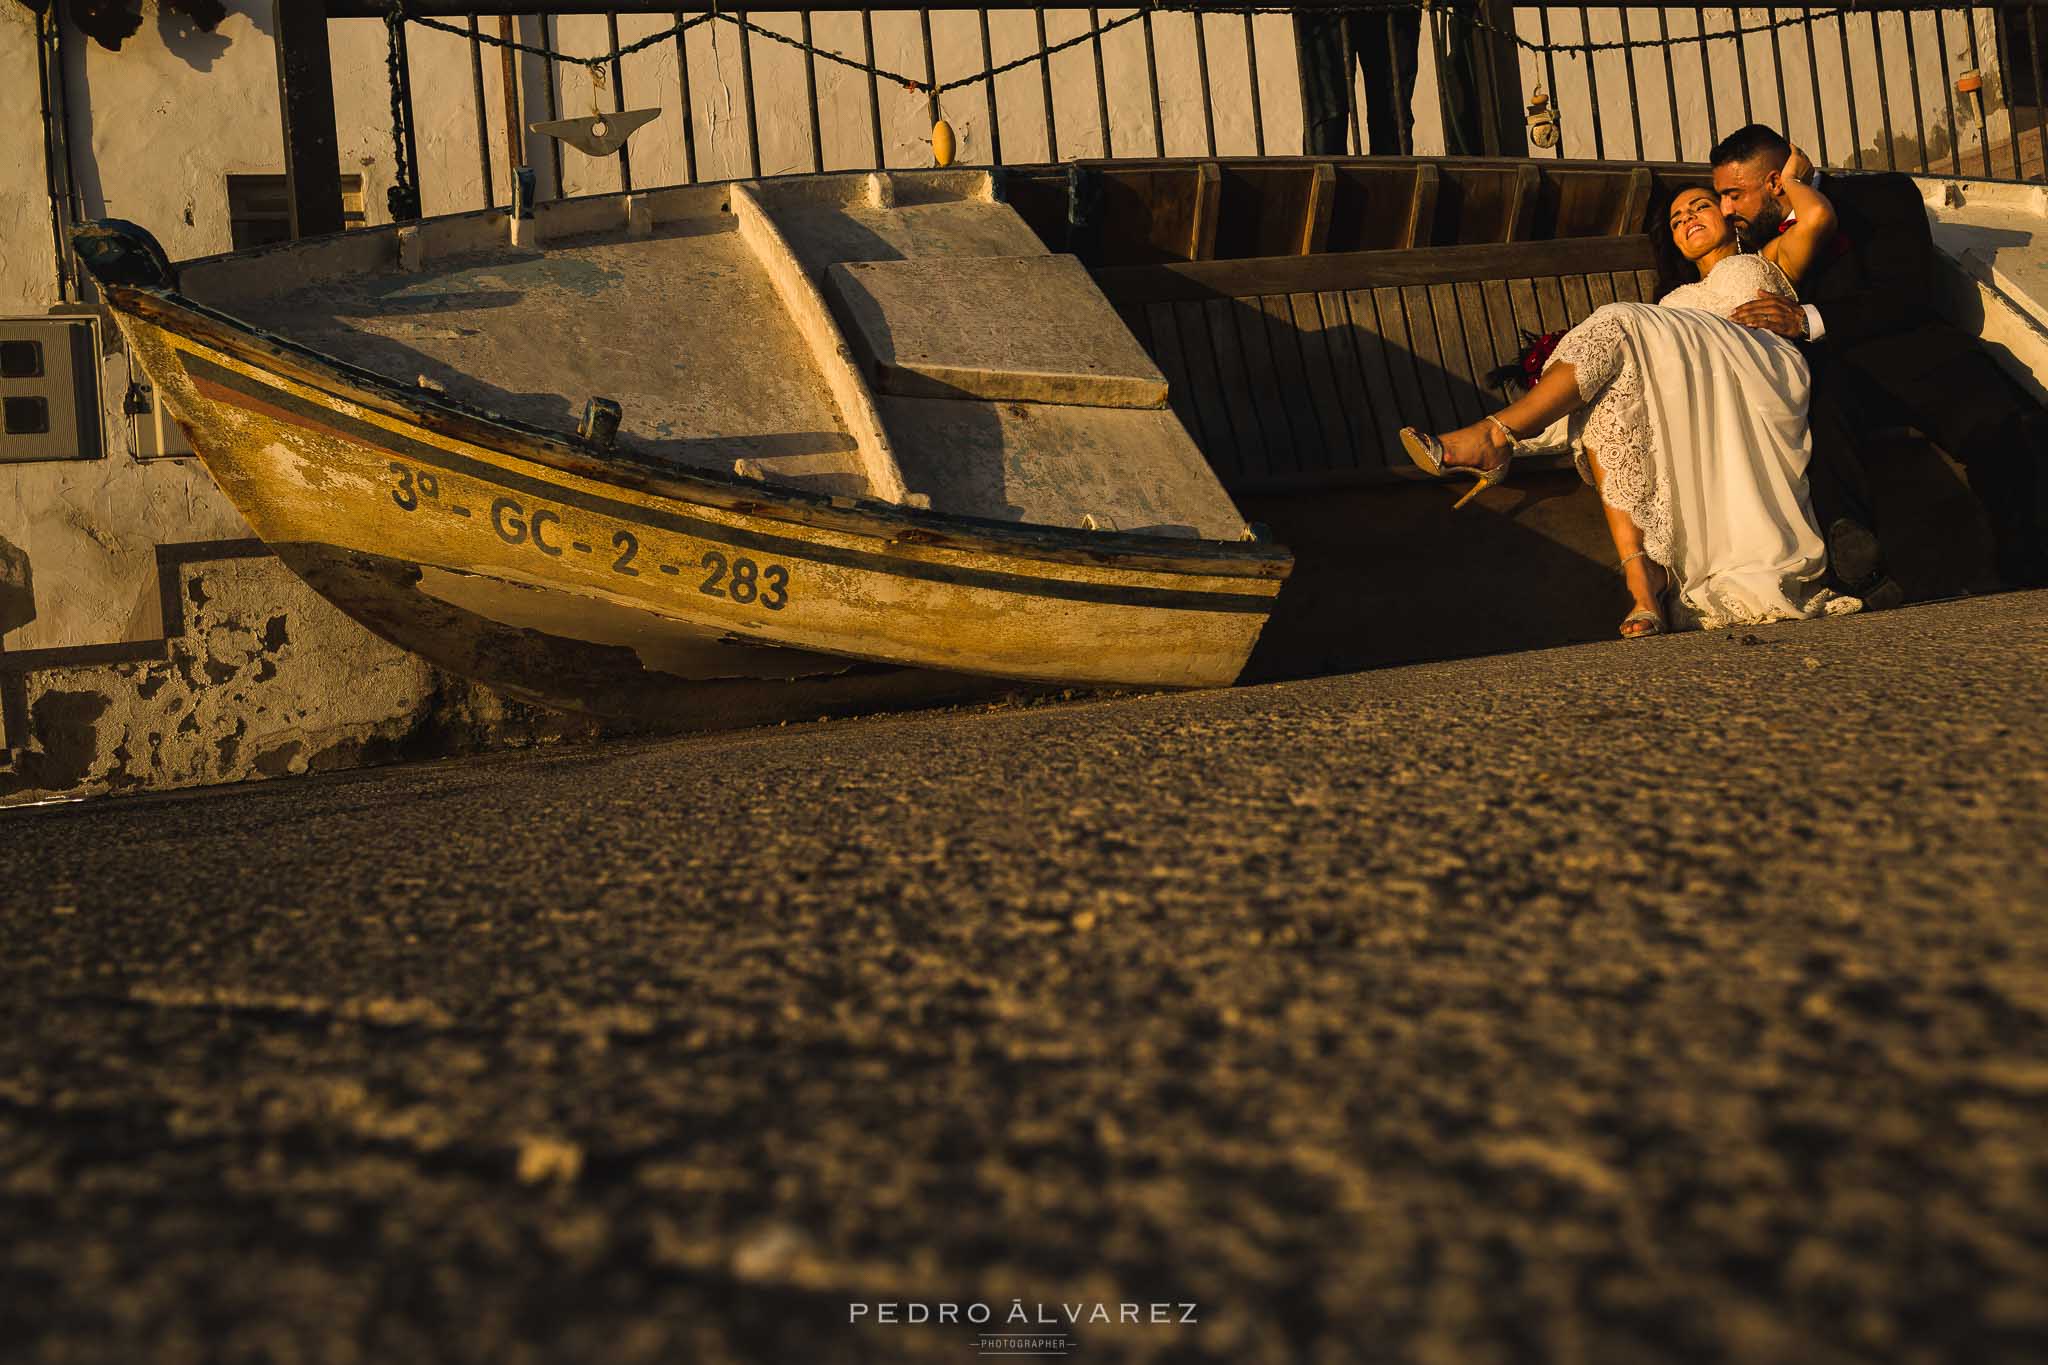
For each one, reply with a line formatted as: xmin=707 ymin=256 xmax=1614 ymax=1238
xmin=122 ymin=350 xmax=194 ymax=461
xmin=0 ymin=318 xmax=102 ymax=463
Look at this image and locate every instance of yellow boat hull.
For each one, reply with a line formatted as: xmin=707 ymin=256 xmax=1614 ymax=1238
xmin=112 ymin=292 xmax=1288 ymax=719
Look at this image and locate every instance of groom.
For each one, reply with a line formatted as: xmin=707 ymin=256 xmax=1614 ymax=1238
xmin=1710 ymin=124 xmax=2048 ymax=593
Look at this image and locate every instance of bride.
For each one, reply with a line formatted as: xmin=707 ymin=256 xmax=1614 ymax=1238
xmin=1400 ymin=147 xmax=1859 ymax=637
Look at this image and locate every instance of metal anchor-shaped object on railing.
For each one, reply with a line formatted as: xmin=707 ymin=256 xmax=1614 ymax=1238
xmin=529 ymin=109 xmax=661 ymax=158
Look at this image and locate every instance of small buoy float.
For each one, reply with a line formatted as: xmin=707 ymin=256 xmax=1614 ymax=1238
xmin=932 ymin=117 xmax=956 ymax=167
xmin=1526 ymin=89 xmax=1560 ymax=150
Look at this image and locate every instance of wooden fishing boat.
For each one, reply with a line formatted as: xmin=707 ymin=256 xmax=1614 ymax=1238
xmin=77 ymin=169 xmax=1296 ymax=721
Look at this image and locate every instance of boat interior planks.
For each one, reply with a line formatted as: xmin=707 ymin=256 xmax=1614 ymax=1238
xmin=1091 ymin=235 xmax=1662 ymax=490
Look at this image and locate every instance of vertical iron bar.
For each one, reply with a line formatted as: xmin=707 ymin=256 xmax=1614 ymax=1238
xmin=737 ymin=10 xmax=761 ymax=177
xmin=1936 ymin=8 xmax=1963 ymax=176
xmin=1387 ymin=9 xmax=1409 ymax=155
xmin=468 ymin=16 xmax=495 ymax=208
xmin=1835 ymin=10 xmax=1861 ymax=170
xmin=1037 ymin=8 xmax=1062 ymax=159
xmin=275 ymin=0 xmax=345 ymax=239
xmin=1989 ymin=4 xmax=2021 ymax=177
xmin=1901 ymin=6 xmax=1929 ymax=172
xmin=1243 ymin=8 xmax=1265 ymax=156
xmin=1694 ymin=7 xmax=1718 ymax=147
xmin=1337 ymin=15 xmax=1360 ymax=156
xmin=1872 ymin=10 xmax=1897 ymax=170
xmin=607 ymin=12 xmax=631 ymax=193
xmin=979 ymin=9 xmax=1004 ymax=165
xmin=1965 ymin=7 xmax=1992 ymax=178
xmin=1766 ymin=8 xmax=1791 ymax=137
xmin=802 ymin=11 xmax=823 ymax=172
xmin=1090 ymin=8 xmax=1113 ymax=156
xmin=2023 ymin=4 xmax=2039 ymax=181
xmin=1617 ymin=8 xmax=1645 ymax=159
xmin=1801 ymin=11 xmax=1826 ymax=167
xmin=1656 ymin=7 xmax=1683 ymax=160
xmin=1736 ymin=6 xmax=1754 ymax=126
xmin=541 ymin=13 xmax=564 ymax=197
xmin=1578 ymin=7 xmax=1605 ymax=159
xmin=1468 ymin=2 xmax=1507 ymax=156
xmin=498 ymin=17 xmax=522 ymax=192
xmin=1539 ymin=6 xmax=1563 ymax=156
xmin=862 ymin=11 xmax=886 ymax=169
xmin=1143 ymin=8 xmax=1166 ymax=156
xmin=919 ymin=7 xmax=939 ymax=133
xmin=1431 ymin=6 xmax=1455 ymax=155
xmin=674 ymin=11 xmax=697 ymax=183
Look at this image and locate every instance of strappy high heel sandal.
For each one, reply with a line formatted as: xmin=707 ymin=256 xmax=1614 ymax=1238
xmin=1618 ymin=549 xmax=1668 ymax=638
xmin=1399 ymin=415 xmax=1517 ymax=510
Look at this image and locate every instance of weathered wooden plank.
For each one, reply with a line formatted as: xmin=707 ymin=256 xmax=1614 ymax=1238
xmin=1430 ymin=282 xmax=1486 ymax=425
xmin=1505 ymin=277 xmax=1543 ymax=340
xmin=1241 ymin=294 xmax=1309 ymax=473
xmin=1477 ymin=279 xmax=1522 ymax=406
xmin=1301 ymin=163 xmax=1336 ymax=254
xmin=1401 ymin=285 xmax=1459 ymax=434
xmin=1408 ymin=164 xmax=1441 ymax=247
xmin=1288 ymin=292 xmax=1356 ymax=470
xmin=1345 ymin=289 xmax=1413 ymax=470
xmin=1214 ymin=298 xmax=1284 ymax=482
xmin=1317 ymin=290 xmax=1381 ymax=470
xmin=1117 ymin=302 xmax=1153 ymax=351
xmin=1586 ymin=273 xmax=1616 ymax=309
xmin=1610 ymin=271 xmax=1643 ymax=303
xmin=1370 ymin=286 xmax=1433 ymax=469
xmin=1092 ymin=235 xmax=1659 ymax=306
xmin=1191 ymin=162 xmax=1222 ymax=261
xmin=1168 ymin=301 xmax=1237 ymax=465
xmin=1326 ymin=164 xmax=1423 ymax=252
xmin=1144 ymin=302 xmax=1203 ymax=450
xmin=1200 ymin=297 xmax=1262 ymax=483
xmin=1636 ymin=268 xmax=1661 ymax=301
xmin=1454 ymin=281 xmax=1505 ymax=416
xmin=1532 ymin=276 xmax=1571 ymax=334
xmin=1560 ymin=275 xmax=1595 ymax=325
xmin=1616 ymin=166 xmax=1654 ymax=234
xmin=1502 ymin=163 xmax=1541 ymax=242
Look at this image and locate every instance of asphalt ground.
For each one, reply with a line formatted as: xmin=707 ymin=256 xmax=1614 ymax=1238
xmin=3 ymin=590 xmax=2047 ymax=1365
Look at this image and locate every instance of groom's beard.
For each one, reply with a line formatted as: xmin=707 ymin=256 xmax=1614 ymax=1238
xmin=1736 ymin=199 xmax=1786 ymax=249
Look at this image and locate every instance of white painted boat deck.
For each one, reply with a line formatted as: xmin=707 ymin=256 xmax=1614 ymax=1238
xmin=1919 ymin=176 xmax=2048 ymax=401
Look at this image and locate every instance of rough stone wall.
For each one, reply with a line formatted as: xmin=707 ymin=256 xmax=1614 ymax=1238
xmin=0 ymin=553 xmax=602 ymax=807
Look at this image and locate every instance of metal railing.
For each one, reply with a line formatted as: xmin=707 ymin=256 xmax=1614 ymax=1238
xmin=284 ymin=3 xmax=2048 ymax=233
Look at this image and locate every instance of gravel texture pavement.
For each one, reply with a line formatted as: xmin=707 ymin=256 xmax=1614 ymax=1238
xmin=4 ymin=591 xmax=2047 ymax=1365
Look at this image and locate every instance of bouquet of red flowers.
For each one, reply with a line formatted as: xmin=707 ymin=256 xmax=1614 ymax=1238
xmin=1485 ymin=328 xmax=1568 ymax=392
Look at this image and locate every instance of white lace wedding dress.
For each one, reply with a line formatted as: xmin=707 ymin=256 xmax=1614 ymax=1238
xmin=1544 ymin=251 xmax=1859 ymax=629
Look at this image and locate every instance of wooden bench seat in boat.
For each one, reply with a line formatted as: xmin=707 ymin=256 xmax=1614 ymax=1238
xmin=1092 ymin=235 xmax=1662 ymax=492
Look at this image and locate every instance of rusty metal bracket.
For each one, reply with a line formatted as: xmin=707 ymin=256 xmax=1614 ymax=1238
xmin=528 ymin=109 xmax=660 ymax=159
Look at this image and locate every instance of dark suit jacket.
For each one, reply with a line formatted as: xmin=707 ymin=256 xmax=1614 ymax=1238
xmin=1797 ymin=171 xmax=1937 ymax=353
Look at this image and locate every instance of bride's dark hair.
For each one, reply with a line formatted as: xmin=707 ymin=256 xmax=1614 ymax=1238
xmin=1651 ymin=182 xmax=1721 ymax=297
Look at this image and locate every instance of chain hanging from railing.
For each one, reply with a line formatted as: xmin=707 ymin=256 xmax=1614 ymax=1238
xmin=384 ymin=2 xmax=1860 ymax=100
